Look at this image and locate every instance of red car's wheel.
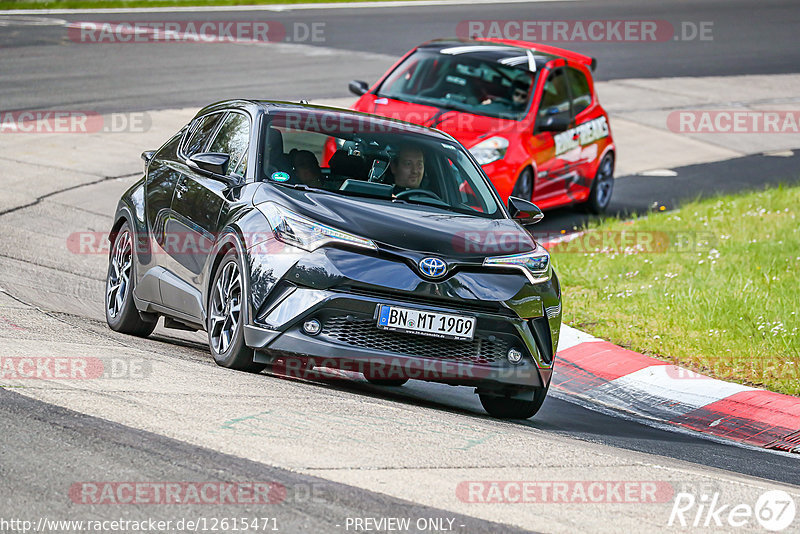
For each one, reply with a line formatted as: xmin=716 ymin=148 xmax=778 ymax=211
xmin=584 ymin=153 xmax=614 ymax=214
xmin=510 ymin=167 xmax=534 ymax=201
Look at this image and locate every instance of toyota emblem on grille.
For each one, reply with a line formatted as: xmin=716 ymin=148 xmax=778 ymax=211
xmin=419 ymin=257 xmax=447 ymax=278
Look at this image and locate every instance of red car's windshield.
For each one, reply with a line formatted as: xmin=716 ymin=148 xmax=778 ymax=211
xmin=377 ymin=50 xmax=538 ymax=120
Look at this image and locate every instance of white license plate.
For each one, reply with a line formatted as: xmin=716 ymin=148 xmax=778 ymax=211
xmin=376 ymin=305 xmax=476 ymax=341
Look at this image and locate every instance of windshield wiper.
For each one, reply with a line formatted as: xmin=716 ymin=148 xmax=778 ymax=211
xmin=271 ymin=182 xmax=329 ymax=194
xmin=414 ymin=96 xmax=473 ymax=114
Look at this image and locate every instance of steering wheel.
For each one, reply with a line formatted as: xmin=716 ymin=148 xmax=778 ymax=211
xmin=395 ymin=189 xmax=442 ymax=201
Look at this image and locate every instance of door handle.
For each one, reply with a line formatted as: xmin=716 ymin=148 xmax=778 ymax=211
xmin=175 ymin=182 xmax=188 ymax=198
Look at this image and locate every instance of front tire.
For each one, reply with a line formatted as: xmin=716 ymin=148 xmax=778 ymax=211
xmin=584 ymin=153 xmax=614 ymax=214
xmin=479 ymin=386 xmax=548 ymax=419
xmin=105 ymin=222 xmax=157 ymax=337
xmin=208 ymin=249 xmax=265 ymax=373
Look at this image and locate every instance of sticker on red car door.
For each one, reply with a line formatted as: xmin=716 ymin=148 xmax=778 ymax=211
xmin=554 ymin=116 xmax=609 ymax=156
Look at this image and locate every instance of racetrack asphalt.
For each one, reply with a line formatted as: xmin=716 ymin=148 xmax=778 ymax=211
xmin=2 ymin=0 xmax=800 ymax=113
xmin=0 ymin=387 xmax=532 ymax=534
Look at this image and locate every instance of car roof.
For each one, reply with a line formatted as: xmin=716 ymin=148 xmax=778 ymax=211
xmin=192 ymin=100 xmax=458 ymax=141
xmin=417 ymin=38 xmax=596 ymax=72
xmin=256 ymin=100 xmax=458 ymax=141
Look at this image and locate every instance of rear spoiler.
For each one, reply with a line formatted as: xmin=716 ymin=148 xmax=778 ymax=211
xmin=481 ymin=38 xmax=597 ymax=71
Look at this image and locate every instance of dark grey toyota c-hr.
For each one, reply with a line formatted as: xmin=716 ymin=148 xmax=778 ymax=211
xmin=105 ymin=100 xmax=562 ymax=419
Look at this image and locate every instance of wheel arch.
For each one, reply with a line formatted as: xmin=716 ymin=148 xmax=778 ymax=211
xmin=597 ymin=146 xmax=616 ymax=177
xmin=511 ymin=163 xmax=537 ymax=200
xmin=108 ymin=215 xmax=128 ymax=260
xmin=204 ymin=229 xmax=251 ymax=328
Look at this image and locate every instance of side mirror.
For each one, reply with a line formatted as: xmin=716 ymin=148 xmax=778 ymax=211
xmin=508 ymin=196 xmax=544 ymax=224
xmin=348 ymin=80 xmax=369 ymax=96
xmin=188 ymin=152 xmax=230 ymax=177
xmin=537 ymin=114 xmax=571 ymax=133
xmin=141 ymin=150 xmax=155 ymax=164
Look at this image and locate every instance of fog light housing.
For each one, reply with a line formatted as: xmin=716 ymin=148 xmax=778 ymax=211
xmin=302 ymin=319 xmax=321 ymax=335
xmin=507 ymin=348 xmax=523 ymax=364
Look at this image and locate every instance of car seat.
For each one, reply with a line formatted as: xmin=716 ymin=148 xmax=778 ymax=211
xmin=263 ymin=127 xmax=292 ymax=178
xmin=329 ymin=150 xmax=368 ymax=180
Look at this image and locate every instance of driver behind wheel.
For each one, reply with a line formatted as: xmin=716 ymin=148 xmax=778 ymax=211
xmin=510 ymin=77 xmax=530 ymax=110
xmin=389 ymin=144 xmax=425 ymax=194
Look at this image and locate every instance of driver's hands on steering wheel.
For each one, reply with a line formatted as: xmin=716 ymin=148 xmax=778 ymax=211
xmin=394 ymin=188 xmax=442 ymax=201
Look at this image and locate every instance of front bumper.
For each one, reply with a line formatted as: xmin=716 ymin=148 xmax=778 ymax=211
xmin=244 ymin=286 xmax=553 ymax=389
xmin=243 ymin=243 xmax=561 ymax=390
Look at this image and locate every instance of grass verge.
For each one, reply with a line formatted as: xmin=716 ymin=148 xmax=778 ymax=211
xmin=551 ymin=184 xmax=800 ymax=396
xmin=1 ymin=0 xmax=391 ymax=10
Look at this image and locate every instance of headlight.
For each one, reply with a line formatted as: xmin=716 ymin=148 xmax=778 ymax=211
xmin=483 ymin=246 xmax=551 ymax=284
xmin=256 ymin=202 xmax=377 ymax=252
xmin=469 ymin=136 xmax=509 ymax=165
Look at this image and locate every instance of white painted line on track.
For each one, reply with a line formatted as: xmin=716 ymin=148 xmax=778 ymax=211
xmin=0 ymin=15 xmax=67 ymax=24
xmin=598 ymin=364 xmax=756 ymax=411
xmin=0 ymin=0 xmax=578 ymax=16
xmin=639 ymin=168 xmax=678 ymax=177
xmin=557 ymin=323 xmax=601 ymax=352
xmin=548 ymin=387 xmax=797 ymax=458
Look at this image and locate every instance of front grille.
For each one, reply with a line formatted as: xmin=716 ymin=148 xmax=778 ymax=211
xmin=321 ymin=316 xmax=510 ymax=365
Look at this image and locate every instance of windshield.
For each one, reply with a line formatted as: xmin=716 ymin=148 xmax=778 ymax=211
xmin=376 ymin=50 xmax=537 ymax=120
xmin=261 ymin=111 xmax=504 ymax=219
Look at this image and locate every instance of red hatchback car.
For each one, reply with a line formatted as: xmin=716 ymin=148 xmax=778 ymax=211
xmin=348 ymin=38 xmax=615 ymax=213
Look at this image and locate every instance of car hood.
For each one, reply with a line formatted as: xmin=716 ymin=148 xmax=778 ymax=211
xmin=354 ymin=96 xmax=519 ymax=149
xmin=254 ymin=185 xmax=536 ymax=259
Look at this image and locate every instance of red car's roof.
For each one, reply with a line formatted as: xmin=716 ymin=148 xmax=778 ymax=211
xmin=478 ymin=38 xmax=596 ymax=70
xmin=419 ymin=38 xmax=596 ymax=71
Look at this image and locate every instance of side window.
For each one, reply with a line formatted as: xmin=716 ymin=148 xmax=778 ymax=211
xmin=567 ymin=67 xmax=592 ymax=115
xmin=384 ymin=58 xmax=420 ymax=94
xmin=184 ymin=113 xmax=223 ymax=156
xmin=445 ymin=154 xmax=494 ymax=215
xmin=538 ymin=69 xmax=571 ymax=118
xmin=208 ymin=112 xmax=251 ymax=177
